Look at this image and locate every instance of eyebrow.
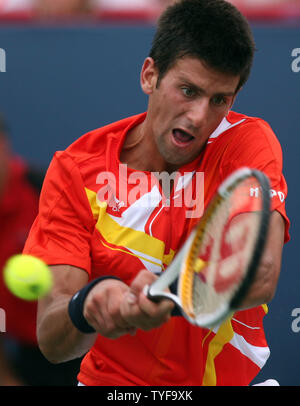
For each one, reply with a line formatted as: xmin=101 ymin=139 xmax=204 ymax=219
xmin=178 ymin=76 xmax=236 ymax=97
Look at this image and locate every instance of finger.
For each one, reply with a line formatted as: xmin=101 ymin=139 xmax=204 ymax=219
xmin=91 ymin=303 xmax=134 ymax=338
xmin=129 ymin=269 xmax=174 ymax=315
xmin=120 ymin=290 xmax=173 ymax=331
xmin=138 ymin=291 xmax=175 ymax=320
xmin=129 ymin=269 xmax=158 ymax=297
xmin=129 ymin=269 xmax=175 ymax=320
xmin=84 ymin=280 xmax=135 ymax=338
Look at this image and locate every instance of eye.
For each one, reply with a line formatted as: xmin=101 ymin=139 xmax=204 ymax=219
xmin=211 ymin=95 xmax=227 ymax=106
xmin=181 ymin=87 xmax=196 ymax=98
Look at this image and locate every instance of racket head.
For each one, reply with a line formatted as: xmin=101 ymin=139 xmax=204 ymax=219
xmin=177 ymin=167 xmax=271 ymax=328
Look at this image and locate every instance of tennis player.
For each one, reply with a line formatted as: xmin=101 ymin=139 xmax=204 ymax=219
xmin=24 ymin=0 xmax=290 ymax=386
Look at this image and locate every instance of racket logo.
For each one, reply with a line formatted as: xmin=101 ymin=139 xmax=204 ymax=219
xmin=214 ymin=215 xmax=252 ymax=293
xmin=193 ymin=214 xmax=252 ymax=294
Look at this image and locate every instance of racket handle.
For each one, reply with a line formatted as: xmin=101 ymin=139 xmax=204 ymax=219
xmin=144 ymin=284 xmax=183 ymax=317
xmin=144 ymin=283 xmax=183 ymax=308
xmin=144 ymin=230 xmax=196 ymax=309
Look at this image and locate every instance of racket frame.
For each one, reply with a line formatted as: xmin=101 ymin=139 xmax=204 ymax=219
xmin=145 ymin=167 xmax=271 ymax=328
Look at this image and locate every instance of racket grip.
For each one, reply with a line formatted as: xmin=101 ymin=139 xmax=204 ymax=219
xmin=144 ymin=284 xmax=183 ymax=316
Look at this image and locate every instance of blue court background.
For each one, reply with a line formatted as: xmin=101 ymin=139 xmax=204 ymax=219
xmin=0 ymin=23 xmax=299 ymax=386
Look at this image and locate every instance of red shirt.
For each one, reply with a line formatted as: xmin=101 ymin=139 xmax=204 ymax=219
xmin=0 ymin=158 xmax=40 ymax=344
xmin=24 ymin=111 xmax=290 ymax=385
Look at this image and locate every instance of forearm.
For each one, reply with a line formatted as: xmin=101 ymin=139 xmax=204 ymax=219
xmin=237 ymin=211 xmax=284 ymax=311
xmin=37 ymin=293 xmax=97 ymax=364
xmin=237 ymin=259 xmax=277 ymax=310
xmin=36 ymin=267 xmax=177 ymax=362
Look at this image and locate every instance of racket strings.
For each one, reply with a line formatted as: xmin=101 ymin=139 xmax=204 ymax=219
xmin=191 ymin=197 xmax=232 ymax=316
xmin=180 ymin=196 xmax=230 ymax=317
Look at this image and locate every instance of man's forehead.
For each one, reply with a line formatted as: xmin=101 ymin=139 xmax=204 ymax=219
xmin=168 ymin=56 xmax=240 ymax=94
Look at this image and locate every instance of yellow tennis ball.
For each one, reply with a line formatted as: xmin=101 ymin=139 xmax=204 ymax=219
xmin=3 ymin=254 xmax=52 ymax=301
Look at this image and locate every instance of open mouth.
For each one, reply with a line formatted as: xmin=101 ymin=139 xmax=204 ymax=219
xmin=172 ymin=129 xmax=195 ymax=147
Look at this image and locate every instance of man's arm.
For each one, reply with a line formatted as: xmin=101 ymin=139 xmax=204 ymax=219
xmin=238 ymin=210 xmax=285 ymax=309
xmin=37 ymin=212 xmax=282 ymax=364
xmin=36 ymin=265 xmax=97 ymax=363
xmin=37 ymin=265 xmax=174 ymax=364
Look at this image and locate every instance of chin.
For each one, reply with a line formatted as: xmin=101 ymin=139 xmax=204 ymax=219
xmin=164 ymin=156 xmax=191 ymax=170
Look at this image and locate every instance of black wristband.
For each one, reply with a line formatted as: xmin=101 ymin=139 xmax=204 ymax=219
xmin=68 ymin=275 xmax=122 ymax=334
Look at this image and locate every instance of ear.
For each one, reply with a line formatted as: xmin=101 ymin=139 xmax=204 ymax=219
xmin=140 ymin=57 xmax=159 ymax=95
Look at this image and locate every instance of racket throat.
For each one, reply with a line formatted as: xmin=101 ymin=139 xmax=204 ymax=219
xmin=145 ymin=285 xmax=183 ymax=309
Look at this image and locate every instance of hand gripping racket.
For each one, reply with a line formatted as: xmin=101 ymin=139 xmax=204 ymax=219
xmin=145 ymin=167 xmax=271 ymax=328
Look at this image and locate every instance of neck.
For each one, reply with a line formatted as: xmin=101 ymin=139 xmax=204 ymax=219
xmin=120 ymin=121 xmax=166 ymax=172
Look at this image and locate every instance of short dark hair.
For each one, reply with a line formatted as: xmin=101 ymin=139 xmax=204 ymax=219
xmin=149 ymin=0 xmax=256 ymax=91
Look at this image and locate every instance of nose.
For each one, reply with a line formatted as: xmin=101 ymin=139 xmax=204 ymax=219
xmin=186 ymin=98 xmax=210 ymax=130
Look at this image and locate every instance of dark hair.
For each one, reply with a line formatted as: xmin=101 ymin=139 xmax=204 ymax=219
xmin=149 ymin=0 xmax=256 ymax=91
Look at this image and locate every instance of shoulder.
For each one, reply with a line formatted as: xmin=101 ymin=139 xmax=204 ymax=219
xmin=43 ymin=113 xmax=146 ymax=189
xmin=226 ymin=111 xmax=281 ymax=148
xmin=62 ymin=113 xmax=145 ymax=165
xmin=212 ymin=111 xmax=283 ymax=163
xmin=213 ymin=112 xmax=285 ymax=182
xmin=203 ymin=111 xmax=285 ymax=182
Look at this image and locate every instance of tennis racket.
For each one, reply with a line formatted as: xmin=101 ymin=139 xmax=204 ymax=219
xmin=144 ymin=167 xmax=271 ymax=328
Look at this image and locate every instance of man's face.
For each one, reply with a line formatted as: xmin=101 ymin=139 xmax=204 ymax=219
xmin=141 ymin=56 xmax=240 ymax=168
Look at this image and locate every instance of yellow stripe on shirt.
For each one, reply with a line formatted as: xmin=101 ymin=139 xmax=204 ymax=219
xmin=202 ymin=319 xmax=234 ymax=386
xmin=85 ymin=187 xmax=175 ymax=268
